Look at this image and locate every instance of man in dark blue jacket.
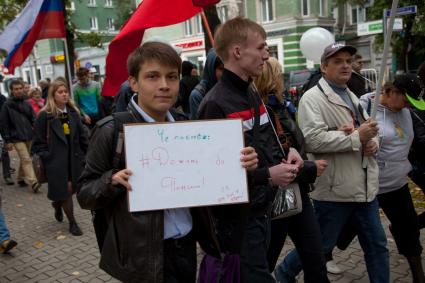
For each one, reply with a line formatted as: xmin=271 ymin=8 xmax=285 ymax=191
xmin=189 ymin=49 xmax=223 ymax=119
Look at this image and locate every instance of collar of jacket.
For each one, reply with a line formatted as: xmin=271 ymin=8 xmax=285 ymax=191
xmin=10 ymin=96 xmax=25 ymax=102
xmin=318 ymin=77 xmax=357 ymax=110
xmin=126 ymin=95 xmax=145 ymax=122
xmin=221 ymin=68 xmax=251 ymax=93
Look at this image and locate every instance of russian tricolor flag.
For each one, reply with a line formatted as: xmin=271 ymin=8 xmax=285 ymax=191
xmin=0 ymin=0 xmax=65 ymax=74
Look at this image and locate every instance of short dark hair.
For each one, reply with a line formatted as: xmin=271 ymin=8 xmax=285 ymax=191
xmin=127 ymin=42 xmax=181 ymax=79
xmin=353 ymin=53 xmax=363 ymax=60
xmin=76 ymin=67 xmax=89 ymax=78
xmin=9 ymin=79 xmax=24 ymax=92
xmin=383 ymin=82 xmax=395 ymax=95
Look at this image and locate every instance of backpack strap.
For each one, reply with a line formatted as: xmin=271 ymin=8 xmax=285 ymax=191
xmin=111 ymin=112 xmax=136 ymax=170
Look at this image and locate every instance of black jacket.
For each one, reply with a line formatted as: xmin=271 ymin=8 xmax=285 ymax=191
xmin=114 ymin=81 xmax=133 ymax=113
xmin=347 ymin=71 xmax=367 ymax=98
xmin=77 ymin=97 xmax=218 ymax=282
xmin=0 ymin=96 xmax=35 ymax=143
xmin=409 ymin=108 xmax=425 ymax=164
xmin=198 ymin=69 xmax=284 ymax=253
xmin=32 ymin=108 xmax=89 ymax=201
xmin=267 ymin=103 xmax=317 ymax=191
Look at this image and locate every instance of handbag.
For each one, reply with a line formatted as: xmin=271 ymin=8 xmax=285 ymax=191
xmin=269 ymin=109 xmax=302 ymax=219
xmin=198 ymin=253 xmax=241 ymax=283
xmin=32 ymin=117 xmax=51 ymax=184
xmin=271 ymin=183 xmax=302 ymax=219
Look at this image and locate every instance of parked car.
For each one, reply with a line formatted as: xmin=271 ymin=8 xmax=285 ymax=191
xmin=288 ymin=69 xmax=314 ymax=106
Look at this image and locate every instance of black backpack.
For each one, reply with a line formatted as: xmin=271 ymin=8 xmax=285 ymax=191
xmin=90 ymin=111 xmax=135 ymax=251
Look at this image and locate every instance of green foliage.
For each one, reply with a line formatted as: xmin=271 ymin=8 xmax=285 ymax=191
xmin=0 ymin=0 xmax=28 ymax=30
xmin=368 ymin=0 xmax=425 ymax=70
xmin=116 ymin=0 xmax=137 ymax=30
xmin=76 ymin=32 xmax=104 ymax=48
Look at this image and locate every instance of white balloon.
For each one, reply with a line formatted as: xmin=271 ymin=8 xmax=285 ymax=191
xmin=300 ymin=28 xmax=335 ymax=64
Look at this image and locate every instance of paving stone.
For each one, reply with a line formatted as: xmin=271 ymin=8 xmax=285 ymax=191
xmin=1 ymin=153 xmax=424 ymax=282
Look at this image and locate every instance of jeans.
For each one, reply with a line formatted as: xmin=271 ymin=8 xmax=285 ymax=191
xmin=0 ymin=210 xmax=10 ymax=243
xmin=268 ymin=192 xmax=328 ymax=283
xmin=277 ymin=199 xmax=389 ymax=283
xmin=14 ymin=141 xmax=37 ymax=185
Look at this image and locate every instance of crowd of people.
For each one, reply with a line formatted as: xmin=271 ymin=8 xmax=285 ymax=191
xmin=1 ymin=16 xmax=425 ymax=283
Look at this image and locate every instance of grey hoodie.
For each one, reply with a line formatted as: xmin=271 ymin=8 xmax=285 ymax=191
xmin=360 ymin=92 xmax=413 ymax=194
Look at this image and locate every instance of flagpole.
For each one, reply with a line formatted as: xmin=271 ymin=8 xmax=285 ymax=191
xmin=370 ymin=0 xmax=399 ymax=120
xmin=63 ymin=37 xmax=74 ymax=98
xmin=200 ymin=10 xmax=214 ymax=45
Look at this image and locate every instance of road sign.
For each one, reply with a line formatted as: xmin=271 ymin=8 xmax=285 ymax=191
xmin=385 ymin=5 xmax=417 ymax=17
xmin=357 ymin=19 xmax=403 ymax=36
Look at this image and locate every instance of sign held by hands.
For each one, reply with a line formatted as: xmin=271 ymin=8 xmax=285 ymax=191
xmin=124 ymin=119 xmax=248 ymax=212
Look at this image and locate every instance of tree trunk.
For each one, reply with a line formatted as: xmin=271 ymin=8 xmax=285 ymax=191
xmin=63 ymin=0 xmax=75 ymax=87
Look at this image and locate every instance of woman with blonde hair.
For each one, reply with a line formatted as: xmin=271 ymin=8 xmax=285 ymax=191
xmin=32 ymin=79 xmax=89 ymax=236
xmin=27 ymin=87 xmax=45 ymax=115
xmin=254 ymin=57 xmax=329 ymax=282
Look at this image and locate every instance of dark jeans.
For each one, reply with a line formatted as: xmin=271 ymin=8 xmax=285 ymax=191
xmin=268 ymin=192 xmax=329 ymax=283
xmin=277 ymin=199 xmax=389 ymax=283
xmin=240 ymin=214 xmax=275 ymax=283
xmin=409 ymin=164 xmax=425 ymax=229
xmin=1 ymin=147 xmax=11 ymax=178
xmin=164 ymin=232 xmax=197 ymax=283
xmin=378 ymin=184 xmax=423 ymax=257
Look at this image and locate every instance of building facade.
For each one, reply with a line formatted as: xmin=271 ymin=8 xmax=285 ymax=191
xmin=147 ymin=0 xmax=391 ymax=76
xmin=9 ymin=0 xmax=120 ymax=87
xmin=2 ymin=0 xmax=402 ymax=93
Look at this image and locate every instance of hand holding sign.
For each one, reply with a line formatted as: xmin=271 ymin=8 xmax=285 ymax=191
xmin=124 ymin=119 xmax=249 ymax=212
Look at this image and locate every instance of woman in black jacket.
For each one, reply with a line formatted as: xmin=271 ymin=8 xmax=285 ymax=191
xmin=253 ymin=57 xmax=329 ymax=283
xmin=32 ymin=80 xmax=89 ymax=236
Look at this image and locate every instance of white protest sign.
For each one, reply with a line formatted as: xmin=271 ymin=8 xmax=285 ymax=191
xmin=124 ymin=119 xmax=248 ymax=212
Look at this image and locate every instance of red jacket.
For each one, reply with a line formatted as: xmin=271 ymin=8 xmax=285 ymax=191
xmin=28 ymin=98 xmax=45 ymax=115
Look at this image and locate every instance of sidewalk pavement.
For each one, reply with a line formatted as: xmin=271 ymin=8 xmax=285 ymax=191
xmin=0 ymin=160 xmax=423 ymax=282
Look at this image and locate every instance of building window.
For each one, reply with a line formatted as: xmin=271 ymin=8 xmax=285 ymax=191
xmin=260 ymin=0 xmax=273 ymax=22
xmin=88 ymin=0 xmax=96 ymax=6
xmin=268 ymin=45 xmax=278 ymax=59
xmin=24 ymin=69 xmax=31 ymax=84
xmin=301 ymin=0 xmax=309 ymax=16
xmin=218 ymin=6 xmax=228 ymax=22
xmin=319 ymin=0 xmax=326 ymax=16
xmin=67 ymin=1 xmax=75 ymax=10
xmin=351 ymin=5 xmax=366 ymax=24
xmin=36 ymin=67 xmax=42 ymax=81
xmin=184 ymin=20 xmax=193 ymax=36
xmin=90 ymin=17 xmax=98 ymax=30
xmin=105 ymin=0 xmax=113 ymax=7
xmin=107 ymin=18 xmax=115 ymax=30
xmin=196 ymin=15 xmax=203 ymax=34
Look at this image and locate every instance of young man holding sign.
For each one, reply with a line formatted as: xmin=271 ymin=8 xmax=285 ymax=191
xmin=77 ymin=41 xmax=258 ymax=283
xmin=198 ymin=17 xmax=310 ymax=282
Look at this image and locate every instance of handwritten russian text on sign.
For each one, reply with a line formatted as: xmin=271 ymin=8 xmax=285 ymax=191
xmin=124 ymin=119 xmax=248 ymax=212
